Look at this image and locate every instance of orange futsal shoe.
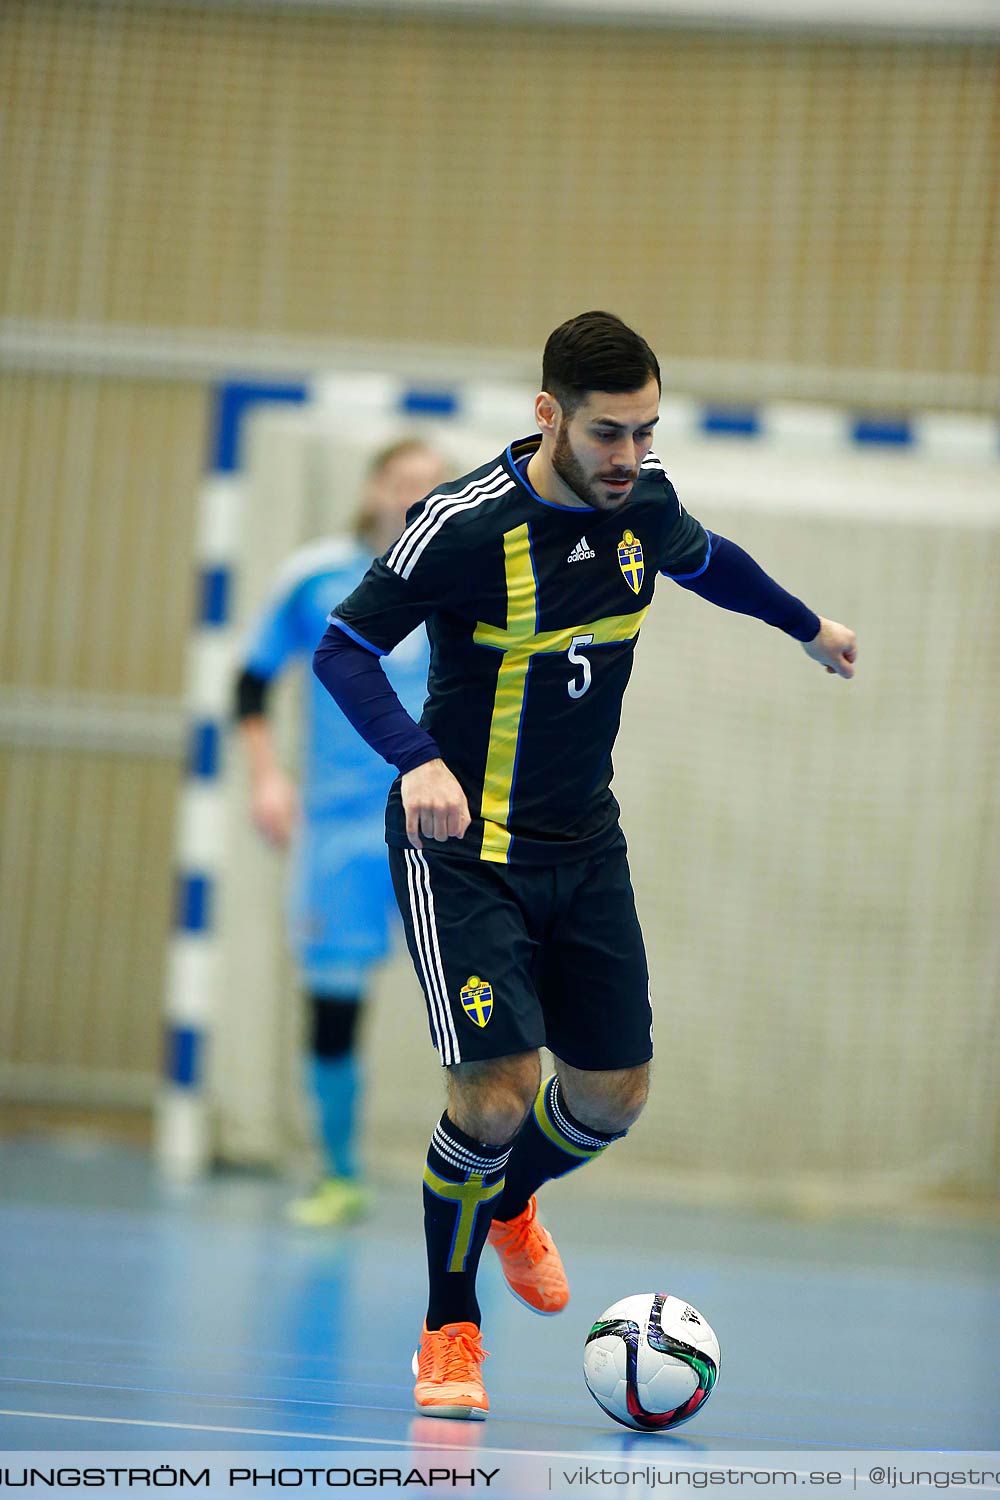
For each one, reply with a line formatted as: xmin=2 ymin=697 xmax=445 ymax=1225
xmin=413 ymin=1321 xmax=489 ymax=1420
xmin=487 ymin=1195 xmax=569 ymax=1315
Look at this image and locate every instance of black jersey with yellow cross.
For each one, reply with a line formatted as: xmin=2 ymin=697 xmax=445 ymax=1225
xmin=332 ymin=433 xmax=709 ymax=865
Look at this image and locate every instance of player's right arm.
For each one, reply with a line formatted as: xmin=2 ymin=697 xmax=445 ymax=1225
xmin=313 ymin=498 xmax=473 ymax=848
xmin=311 ymin=626 xmax=470 ymax=849
xmin=400 ymin=758 xmax=471 ymax=850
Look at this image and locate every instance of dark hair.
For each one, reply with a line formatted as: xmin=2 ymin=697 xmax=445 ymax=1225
xmin=542 ymin=311 xmax=660 ymax=417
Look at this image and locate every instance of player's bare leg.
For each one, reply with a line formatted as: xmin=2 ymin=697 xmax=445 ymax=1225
xmin=554 ymin=1059 xmax=650 ymax=1134
xmin=446 ymin=1051 xmax=541 ymax=1143
xmin=487 ymin=1059 xmax=650 ymax=1316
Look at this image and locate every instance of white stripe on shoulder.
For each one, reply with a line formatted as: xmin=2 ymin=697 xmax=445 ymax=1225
xmin=387 ymin=465 xmax=505 ymax=572
xmin=398 ymin=478 xmax=515 ymax=581
xmin=640 ymin=451 xmax=681 ymax=511
xmin=387 ymin=465 xmax=511 ymax=579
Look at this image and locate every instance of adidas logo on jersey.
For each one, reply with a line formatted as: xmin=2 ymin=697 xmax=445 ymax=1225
xmin=567 ymin=536 xmax=596 ymax=563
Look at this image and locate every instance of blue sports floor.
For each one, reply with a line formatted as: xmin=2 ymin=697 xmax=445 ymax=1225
xmin=1 ymin=1135 xmax=998 ymax=1459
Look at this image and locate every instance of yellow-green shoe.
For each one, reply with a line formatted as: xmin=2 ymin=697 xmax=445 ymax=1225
xmin=285 ymin=1177 xmax=372 ymax=1227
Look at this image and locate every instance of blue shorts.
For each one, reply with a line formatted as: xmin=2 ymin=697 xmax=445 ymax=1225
xmin=287 ymin=813 xmax=397 ymax=993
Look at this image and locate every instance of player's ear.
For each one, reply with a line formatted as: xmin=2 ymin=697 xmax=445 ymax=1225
xmin=534 ymin=391 xmax=561 ymax=436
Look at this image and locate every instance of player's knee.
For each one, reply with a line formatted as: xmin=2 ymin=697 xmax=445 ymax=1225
xmin=562 ymin=1063 xmax=649 ymax=1135
xmin=607 ymin=1072 xmax=649 ymax=1132
xmin=447 ymin=1051 xmax=541 ymax=1146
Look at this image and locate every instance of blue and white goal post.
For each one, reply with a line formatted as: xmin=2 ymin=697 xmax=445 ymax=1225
xmin=156 ymin=374 xmax=998 ymax=1190
xmin=155 ymin=373 xmax=507 ymax=1179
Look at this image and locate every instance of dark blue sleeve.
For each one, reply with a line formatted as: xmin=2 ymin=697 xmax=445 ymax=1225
xmin=668 ymin=532 xmax=820 ymax=643
xmin=312 ymin=622 xmax=441 ymax=775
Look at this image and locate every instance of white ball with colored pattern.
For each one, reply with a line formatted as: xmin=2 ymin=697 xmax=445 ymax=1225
xmin=583 ymin=1292 xmax=721 ymax=1432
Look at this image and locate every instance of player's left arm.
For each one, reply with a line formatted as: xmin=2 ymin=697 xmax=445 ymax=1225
xmin=658 ymin=498 xmax=856 ymax=680
xmin=799 ymin=616 xmax=857 ymax=678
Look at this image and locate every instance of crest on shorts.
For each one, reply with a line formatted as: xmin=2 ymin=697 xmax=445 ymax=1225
xmin=618 ymin=530 xmax=644 ymax=594
xmin=460 ymin=975 xmax=493 ymax=1028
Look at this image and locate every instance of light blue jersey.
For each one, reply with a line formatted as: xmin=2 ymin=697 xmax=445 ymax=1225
xmin=241 ymin=536 xmax=429 ymax=991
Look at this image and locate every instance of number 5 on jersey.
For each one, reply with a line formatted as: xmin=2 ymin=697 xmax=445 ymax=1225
xmin=568 ymin=633 xmax=595 ymax=699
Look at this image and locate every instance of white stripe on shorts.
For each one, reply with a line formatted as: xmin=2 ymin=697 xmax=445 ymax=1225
xmin=404 ymin=848 xmax=460 ymax=1065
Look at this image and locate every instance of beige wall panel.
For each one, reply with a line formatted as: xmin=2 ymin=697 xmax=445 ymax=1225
xmin=615 ymin=511 xmax=1000 ymax=1190
xmin=2 ymin=3 xmax=997 ymax=389
xmin=0 ymin=372 xmax=205 ymax=696
xmin=0 ymin=745 xmax=176 ymax=1084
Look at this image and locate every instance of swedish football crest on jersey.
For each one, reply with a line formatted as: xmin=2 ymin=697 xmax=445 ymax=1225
xmin=618 ymin=530 xmax=644 ymax=594
xmin=460 ymin=975 xmax=493 ymax=1027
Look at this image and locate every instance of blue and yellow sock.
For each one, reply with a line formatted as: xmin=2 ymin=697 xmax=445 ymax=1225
xmin=423 ymin=1114 xmax=511 ymax=1330
xmin=492 ymin=1074 xmax=625 ymax=1223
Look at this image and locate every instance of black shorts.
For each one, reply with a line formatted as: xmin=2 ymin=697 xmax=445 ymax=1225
xmin=388 ymin=834 xmax=652 ymax=1071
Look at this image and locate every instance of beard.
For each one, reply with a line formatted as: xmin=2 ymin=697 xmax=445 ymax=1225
xmin=552 ymin=424 xmax=636 ymax=511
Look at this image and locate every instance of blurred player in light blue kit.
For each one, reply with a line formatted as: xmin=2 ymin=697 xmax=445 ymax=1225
xmin=235 ymin=439 xmax=445 ymax=1226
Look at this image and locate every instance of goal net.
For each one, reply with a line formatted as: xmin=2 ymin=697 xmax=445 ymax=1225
xmin=211 ymin=381 xmax=1000 ymax=1208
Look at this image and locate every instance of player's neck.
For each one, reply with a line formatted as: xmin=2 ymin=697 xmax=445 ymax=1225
xmin=525 ymin=447 xmax=589 ymax=510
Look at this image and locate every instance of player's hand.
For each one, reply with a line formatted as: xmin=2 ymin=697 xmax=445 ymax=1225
xmin=402 ymin=758 xmax=471 ymax=849
xmin=802 ymin=617 xmax=857 ymax=679
xmin=251 ymin=767 xmax=299 ymax=848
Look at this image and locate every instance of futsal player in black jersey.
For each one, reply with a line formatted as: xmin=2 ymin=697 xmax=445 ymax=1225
xmin=313 ymin=311 xmax=857 ymax=1420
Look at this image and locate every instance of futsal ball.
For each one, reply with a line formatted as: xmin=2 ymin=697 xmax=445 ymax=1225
xmin=583 ymin=1292 xmax=721 ymax=1432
